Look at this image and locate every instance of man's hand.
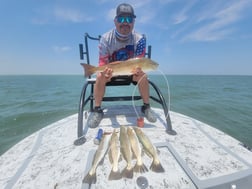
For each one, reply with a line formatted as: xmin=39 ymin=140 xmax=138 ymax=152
xmin=132 ymin=66 xmax=144 ymax=76
xmin=102 ymin=67 xmax=113 ymax=81
xmin=132 ymin=66 xmax=145 ymax=81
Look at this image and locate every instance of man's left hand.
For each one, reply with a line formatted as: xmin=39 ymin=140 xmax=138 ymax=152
xmin=133 ymin=67 xmax=144 ymax=76
xmin=132 ymin=66 xmax=146 ymax=82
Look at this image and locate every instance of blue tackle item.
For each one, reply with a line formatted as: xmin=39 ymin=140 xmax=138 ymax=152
xmin=93 ymin=128 xmax=103 ymax=145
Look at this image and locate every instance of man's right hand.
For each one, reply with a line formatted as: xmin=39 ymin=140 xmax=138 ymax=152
xmin=102 ymin=67 xmax=113 ymax=81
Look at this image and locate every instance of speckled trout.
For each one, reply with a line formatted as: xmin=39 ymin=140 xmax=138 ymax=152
xmin=82 ymin=133 xmax=111 ymax=184
xmin=81 ymin=57 xmax=158 ymax=77
xmin=120 ymin=125 xmax=133 ymax=178
xmin=133 ymin=127 xmax=165 ymax=173
xmin=127 ymin=127 xmax=148 ymax=173
xmin=108 ymin=129 xmax=122 ymax=180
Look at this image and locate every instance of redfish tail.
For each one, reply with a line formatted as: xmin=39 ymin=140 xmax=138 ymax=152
xmin=80 ymin=63 xmax=96 ymax=77
xmin=108 ymin=169 xmax=122 ymax=180
xmin=82 ymin=172 xmax=97 ymax=184
xmin=133 ymin=162 xmax=148 ymax=173
xmin=150 ymin=161 xmax=165 ymax=173
xmin=121 ymin=167 xmax=133 ymax=179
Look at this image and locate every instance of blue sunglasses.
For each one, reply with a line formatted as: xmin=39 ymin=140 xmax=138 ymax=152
xmin=116 ymin=16 xmax=134 ymax=24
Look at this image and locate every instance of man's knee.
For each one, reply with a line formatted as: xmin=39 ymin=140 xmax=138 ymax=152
xmin=133 ymin=73 xmax=148 ymax=82
xmin=96 ymin=73 xmax=106 ymax=84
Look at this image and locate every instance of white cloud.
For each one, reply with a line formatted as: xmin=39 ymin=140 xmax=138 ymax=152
xmin=131 ymin=0 xmax=151 ymax=9
xmin=182 ymin=1 xmax=252 ymax=42
xmin=106 ymin=1 xmax=155 ymax=24
xmin=52 ymin=45 xmax=71 ymax=53
xmin=32 ymin=7 xmax=94 ymax=24
xmin=107 ymin=8 xmax=116 ymax=20
xmin=172 ymin=0 xmax=197 ymax=24
xmin=138 ymin=13 xmax=156 ymax=24
xmin=53 ymin=8 xmax=94 ymax=23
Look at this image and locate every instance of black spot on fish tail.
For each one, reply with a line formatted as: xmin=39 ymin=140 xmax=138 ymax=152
xmin=133 ymin=163 xmax=148 ymax=173
xmin=82 ymin=172 xmax=97 ymax=184
xmin=121 ymin=167 xmax=133 ymax=179
xmin=150 ymin=161 xmax=165 ymax=173
xmin=108 ymin=169 xmax=122 ymax=180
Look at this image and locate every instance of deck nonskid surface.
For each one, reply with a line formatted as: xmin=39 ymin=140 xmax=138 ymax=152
xmin=0 ymin=105 xmax=251 ymax=189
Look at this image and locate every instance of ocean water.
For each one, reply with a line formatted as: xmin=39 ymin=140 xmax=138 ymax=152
xmin=0 ymin=75 xmax=252 ymax=155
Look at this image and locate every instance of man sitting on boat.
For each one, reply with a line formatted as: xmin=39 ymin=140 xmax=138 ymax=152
xmin=87 ymin=3 xmax=157 ymax=128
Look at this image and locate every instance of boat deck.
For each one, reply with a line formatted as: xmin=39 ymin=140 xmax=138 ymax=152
xmin=0 ymin=105 xmax=252 ymax=189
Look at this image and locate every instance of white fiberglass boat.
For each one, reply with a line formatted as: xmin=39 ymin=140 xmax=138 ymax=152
xmin=0 ymin=105 xmax=252 ymax=189
xmin=1 ymin=33 xmax=251 ymax=189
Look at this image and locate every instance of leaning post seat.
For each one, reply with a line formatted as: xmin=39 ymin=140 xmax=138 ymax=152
xmin=75 ymin=33 xmax=176 ymax=145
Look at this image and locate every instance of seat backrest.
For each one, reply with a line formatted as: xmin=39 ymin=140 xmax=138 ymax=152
xmin=79 ymin=33 xmax=152 ymax=79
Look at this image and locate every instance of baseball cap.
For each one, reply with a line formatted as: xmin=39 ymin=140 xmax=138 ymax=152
xmin=116 ymin=3 xmax=136 ymax=18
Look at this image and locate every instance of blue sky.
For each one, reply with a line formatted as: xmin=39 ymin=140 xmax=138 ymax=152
xmin=0 ymin=0 xmax=252 ymax=75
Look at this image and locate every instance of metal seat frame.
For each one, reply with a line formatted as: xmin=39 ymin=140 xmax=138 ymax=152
xmin=76 ymin=33 xmax=176 ymax=144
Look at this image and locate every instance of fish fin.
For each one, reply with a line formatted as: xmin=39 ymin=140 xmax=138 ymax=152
xmin=118 ymin=155 xmax=123 ymax=162
xmin=82 ymin=172 xmax=97 ymax=184
xmin=99 ymin=147 xmax=110 ymax=165
xmin=80 ymin=63 xmax=96 ymax=77
xmin=133 ymin=163 xmax=148 ymax=173
xmin=143 ymin=146 xmax=159 ymax=157
xmin=108 ymin=169 xmax=122 ymax=180
xmin=98 ymin=156 xmax=105 ymax=165
xmin=109 ymin=61 xmax=121 ymax=65
xmin=121 ymin=167 xmax=133 ymax=179
xmin=91 ymin=151 xmax=98 ymax=165
xmin=91 ymin=150 xmax=105 ymax=166
xmin=143 ymin=148 xmax=152 ymax=158
xmin=150 ymin=161 xmax=165 ymax=173
xmin=141 ymin=148 xmax=144 ymax=156
xmin=131 ymin=150 xmax=137 ymax=160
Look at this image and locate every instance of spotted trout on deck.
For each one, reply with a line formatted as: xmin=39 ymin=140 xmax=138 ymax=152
xmin=81 ymin=57 xmax=158 ymax=77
